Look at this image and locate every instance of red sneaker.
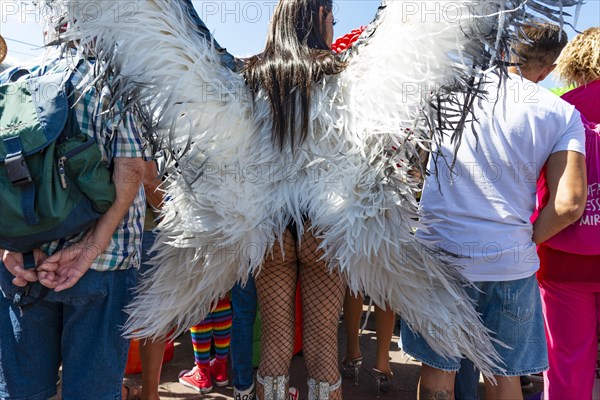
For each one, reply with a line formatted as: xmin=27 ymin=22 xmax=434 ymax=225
xmin=289 ymin=387 xmax=299 ymax=400
xmin=178 ymin=365 xmax=213 ymax=393
xmin=210 ymin=358 xmax=229 ymax=387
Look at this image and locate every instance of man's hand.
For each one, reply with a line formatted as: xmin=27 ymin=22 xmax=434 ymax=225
xmin=36 ymin=241 xmax=102 ymax=292
xmin=1 ymin=249 xmax=47 ymax=287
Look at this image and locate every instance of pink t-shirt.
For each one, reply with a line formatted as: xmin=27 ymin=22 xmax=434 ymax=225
xmin=535 ymin=80 xmax=600 ymax=256
xmin=561 ymin=80 xmax=600 ymax=122
xmin=536 ymin=119 xmax=600 ymax=255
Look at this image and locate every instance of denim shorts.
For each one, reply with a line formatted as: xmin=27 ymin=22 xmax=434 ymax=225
xmin=400 ymin=274 xmax=548 ymax=376
xmin=0 ymin=263 xmax=135 ymax=400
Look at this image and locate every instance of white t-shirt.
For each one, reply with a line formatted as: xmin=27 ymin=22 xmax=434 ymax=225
xmin=418 ymin=73 xmax=585 ymax=282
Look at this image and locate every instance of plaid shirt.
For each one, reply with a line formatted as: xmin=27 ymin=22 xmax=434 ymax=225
xmin=35 ymin=55 xmax=147 ymax=271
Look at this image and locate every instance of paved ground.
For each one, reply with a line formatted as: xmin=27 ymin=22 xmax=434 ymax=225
xmin=121 ymin=314 xmax=543 ymax=400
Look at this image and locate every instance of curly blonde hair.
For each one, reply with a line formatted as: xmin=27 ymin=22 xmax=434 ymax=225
xmin=555 ymin=27 xmax=600 ymax=86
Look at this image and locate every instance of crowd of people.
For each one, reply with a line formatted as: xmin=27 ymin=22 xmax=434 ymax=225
xmin=0 ymin=0 xmax=598 ymax=399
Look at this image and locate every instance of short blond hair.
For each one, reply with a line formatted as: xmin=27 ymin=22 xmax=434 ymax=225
xmin=555 ymin=27 xmax=600 ymax=86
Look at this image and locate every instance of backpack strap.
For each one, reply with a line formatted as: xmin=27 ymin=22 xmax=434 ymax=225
xmin=22 ymin=251 xmax=36 ymax=270
xmin=55 ymin=59 xmax=85 ymax=143
xmin=3 ymin=136 xmax=38 ymax=226
xmin=14 ymin=241 xmax=66 ymax=314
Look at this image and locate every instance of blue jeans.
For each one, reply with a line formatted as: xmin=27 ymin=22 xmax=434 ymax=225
xmin=400 ymin=275 xmax=548 ymax=375
xmin=0 ymin=263 xmax=135 ymax=400
xmin=231 ymin=275 xmax=257 ymax=391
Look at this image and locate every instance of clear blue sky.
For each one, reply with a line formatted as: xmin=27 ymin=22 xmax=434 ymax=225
xmin=2 ymin=0 xmax=598 ymax=87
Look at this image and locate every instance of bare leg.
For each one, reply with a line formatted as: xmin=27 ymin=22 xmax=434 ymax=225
xmin=299 ymin=227 xmax=346 ymax=400
xmin=418 ymin=364 xmax=456 ymax=400
xmin=139 ymin=338 xmax=166 ymax=400
xmin=255 ymin=229 xmax=298 ymax=399
xmin=343 ymin=291 xmax=364 ymax=362
xmin=373 ymin=305 xmax=395 ymax=375
xmin=484 ymin=375 xmax=523 ymax=400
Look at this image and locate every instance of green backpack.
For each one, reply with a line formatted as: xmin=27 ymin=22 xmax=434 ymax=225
xmin=0 ymin=65 xmax=115 ymax=253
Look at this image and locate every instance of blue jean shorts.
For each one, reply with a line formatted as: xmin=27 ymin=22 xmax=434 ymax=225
xmin=400 ymin=274 xmax=548 ymax=376
xmin=0 ymin=263 xmax=135 ymax=400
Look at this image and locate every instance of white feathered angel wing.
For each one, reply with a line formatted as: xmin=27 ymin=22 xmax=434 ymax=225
xmin=43 ymin=0 xmax=281 ymax=338
xmin=304 ymin=0 xmax=581 ymax=376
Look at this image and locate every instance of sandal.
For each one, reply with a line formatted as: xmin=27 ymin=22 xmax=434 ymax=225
xmin=123 ymin=384 xmax=142 ymax=400
xmin=256 ymin=373 xmax=290 ymax=400
xmin=307 ymin=377 xmax=342 ymax=400
xmin=341 ymin=357 xmax=363 ymax=385
xmin=373 ymin=368 xmax=393 ymax=397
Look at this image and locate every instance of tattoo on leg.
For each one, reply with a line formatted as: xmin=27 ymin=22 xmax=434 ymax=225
xmin=419 ymin=387 xmax=454 ymax=400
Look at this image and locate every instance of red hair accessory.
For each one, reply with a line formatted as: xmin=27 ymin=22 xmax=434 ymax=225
xmin=332 ymin=26 xmax=366 ymax=54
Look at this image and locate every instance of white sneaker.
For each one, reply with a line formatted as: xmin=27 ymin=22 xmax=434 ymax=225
xmin=234 ymin=383 xmax=255 ymax=400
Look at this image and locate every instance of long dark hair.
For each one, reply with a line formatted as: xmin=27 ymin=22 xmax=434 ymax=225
xmin=244 ymin=0 xmax=346 ymax=150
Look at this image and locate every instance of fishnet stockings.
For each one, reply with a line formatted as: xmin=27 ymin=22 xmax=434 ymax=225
xmin=256 ymin=229 xmax=298 ymax=379
xmin=256 ymin=226 xmax=346 ymax=400
xmin=299 ymin=229 xmax=345 ymax=396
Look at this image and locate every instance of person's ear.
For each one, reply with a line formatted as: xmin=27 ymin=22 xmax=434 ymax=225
xmin=537 ymin=64 xmax=556 ymax=83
